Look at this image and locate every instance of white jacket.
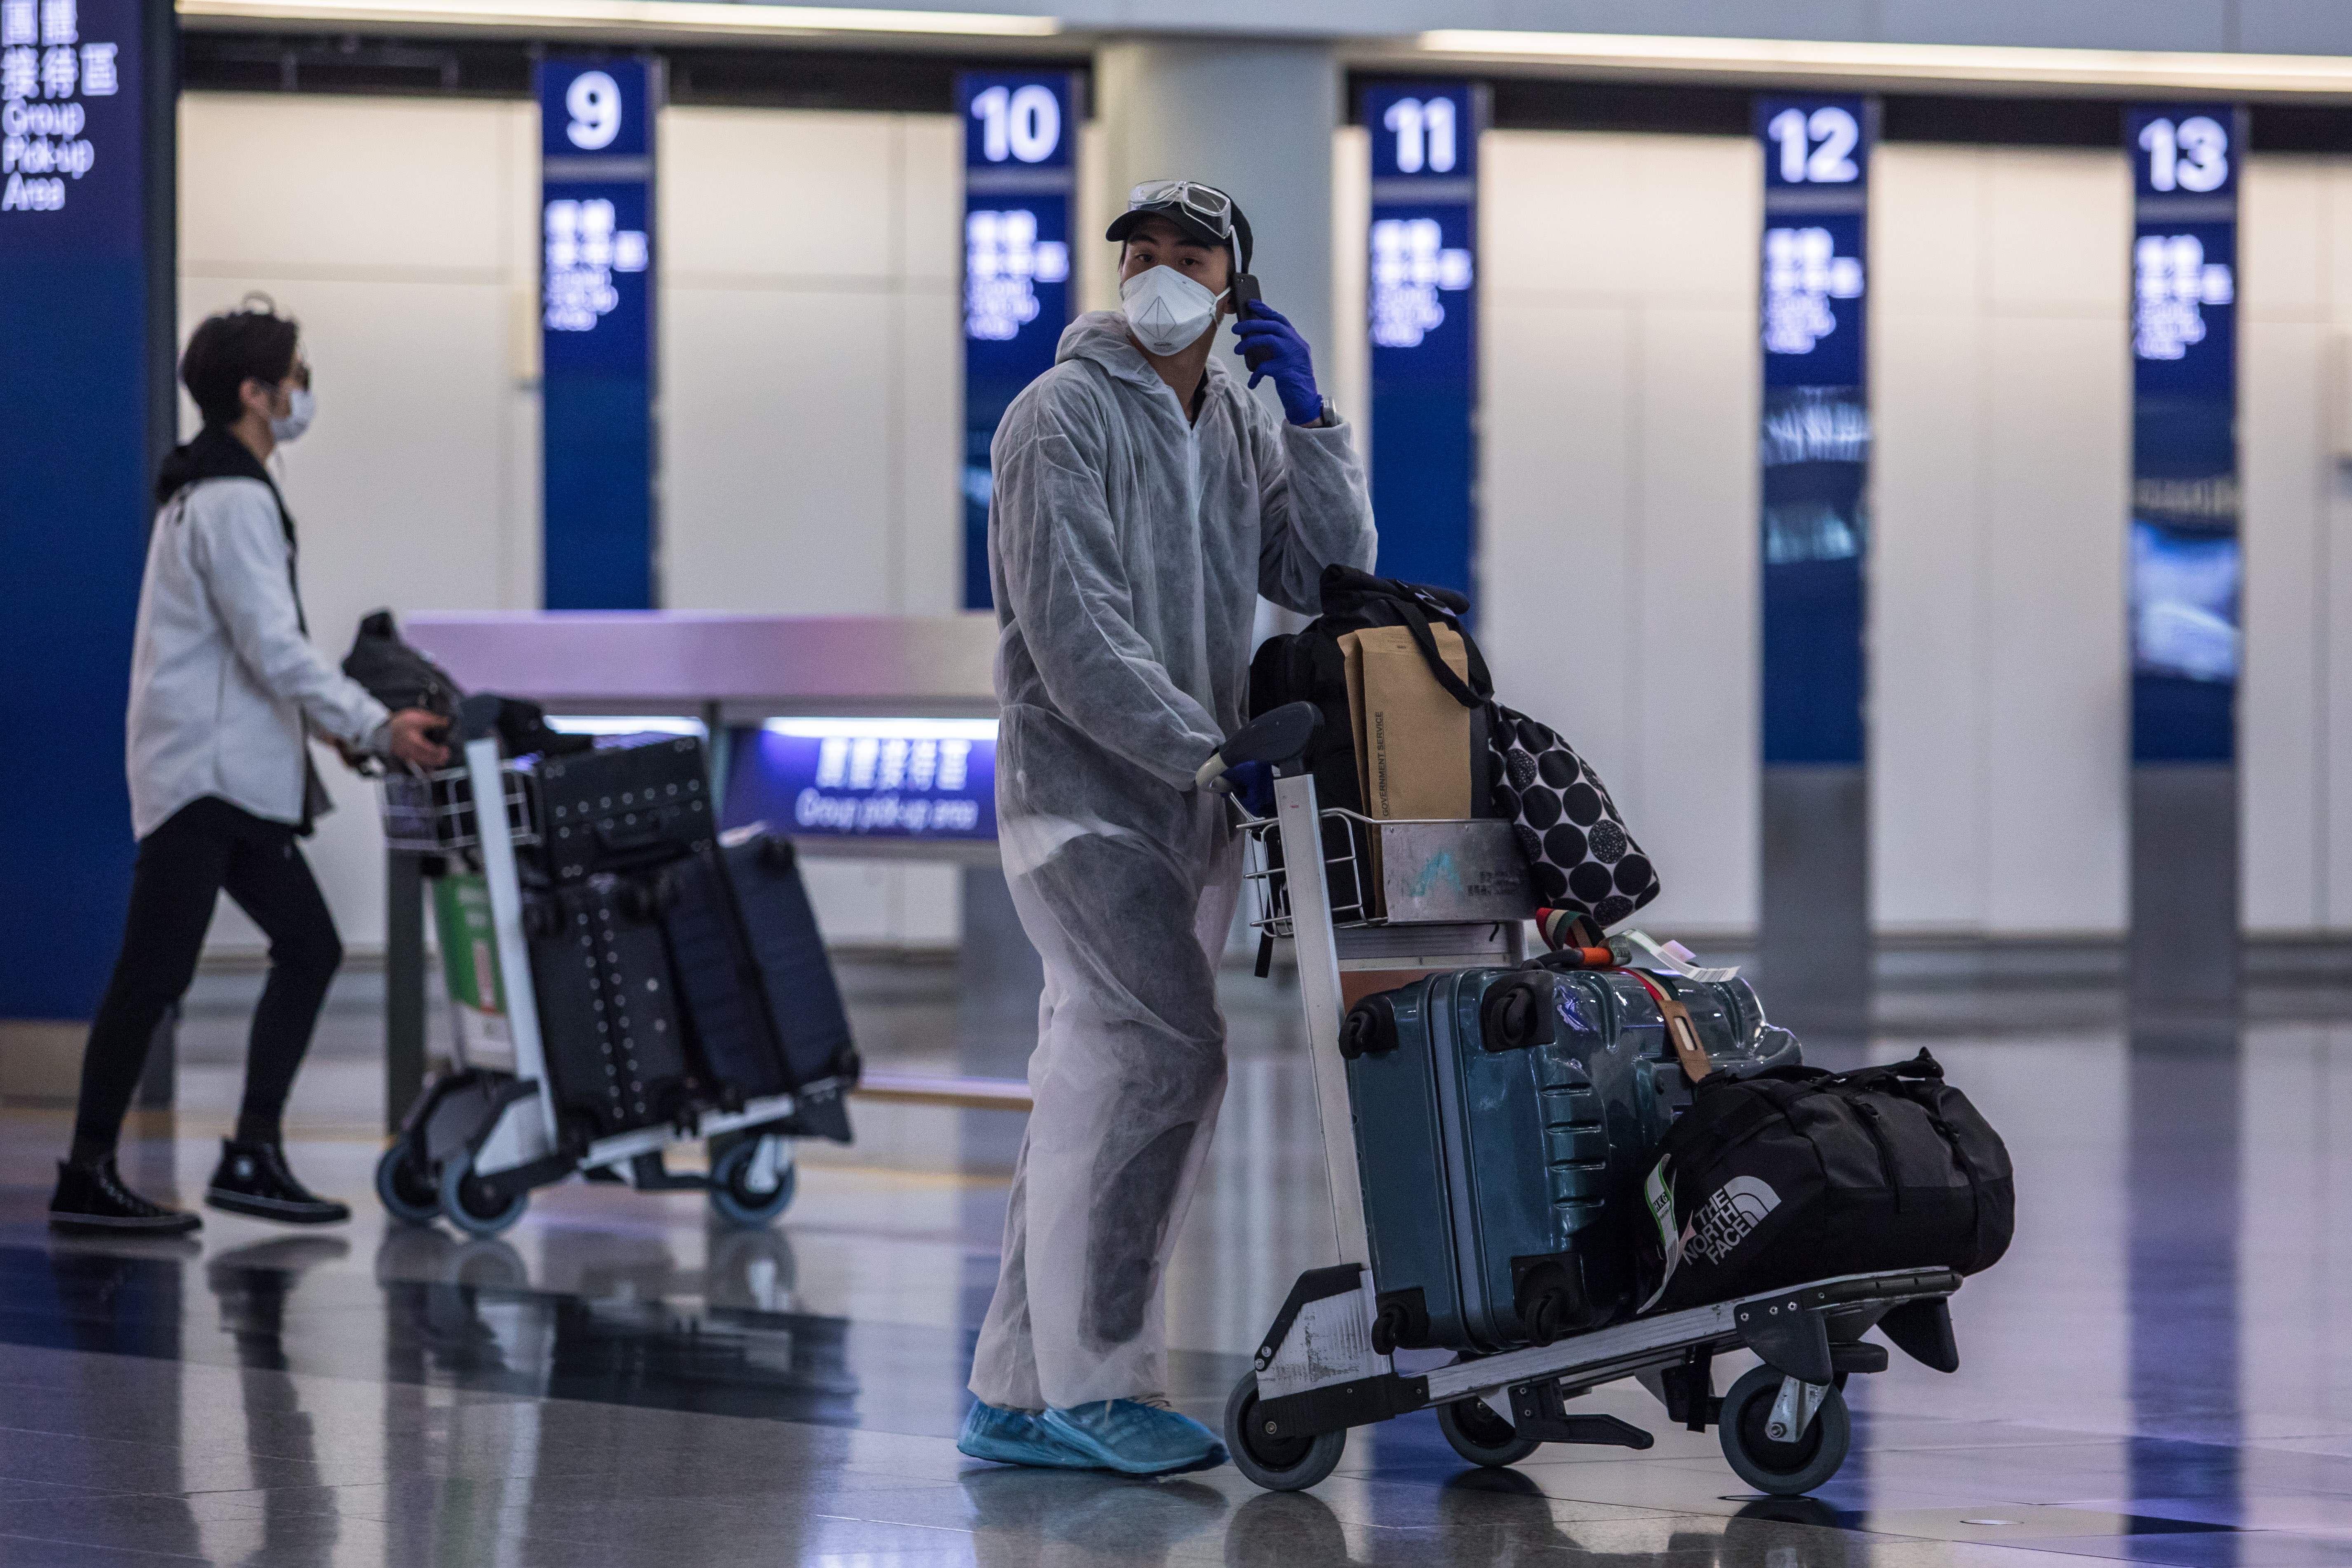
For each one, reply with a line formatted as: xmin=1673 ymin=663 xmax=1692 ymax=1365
xmin=126 ymin=476 xmax=388 ymax=839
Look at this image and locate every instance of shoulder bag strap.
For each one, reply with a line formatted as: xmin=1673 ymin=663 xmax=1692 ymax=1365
xmin=1389 ymin=595 xmax=1494 ymax=708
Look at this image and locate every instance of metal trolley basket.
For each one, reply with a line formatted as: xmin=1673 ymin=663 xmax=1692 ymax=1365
xmin=371 ymin=700 xmax=805 ymax=1239
xmin=1217 ymin=733 xmax=1964 ymax=1495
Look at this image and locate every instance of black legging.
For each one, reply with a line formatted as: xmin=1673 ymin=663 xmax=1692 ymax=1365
xmin=72 ymin=796 xmax=343 ymax=1164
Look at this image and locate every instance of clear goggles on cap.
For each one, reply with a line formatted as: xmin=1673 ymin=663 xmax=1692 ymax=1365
xmin=1126 ymin=179 xmax=1235 ymax=239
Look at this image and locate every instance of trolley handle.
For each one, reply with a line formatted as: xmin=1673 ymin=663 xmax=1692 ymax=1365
xmin=1196 ymin=701 xmax=1323 ymax=793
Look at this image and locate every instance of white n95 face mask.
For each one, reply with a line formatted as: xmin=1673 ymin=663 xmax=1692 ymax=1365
xmin=270 ymin=387 xmax=314 ymax=444
xmin=1121 ymin=265 xmax=1226 ymax=357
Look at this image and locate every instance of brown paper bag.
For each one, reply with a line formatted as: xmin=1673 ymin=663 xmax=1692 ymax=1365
xmin=1341 ymin=624 xmax=1475 ymax=822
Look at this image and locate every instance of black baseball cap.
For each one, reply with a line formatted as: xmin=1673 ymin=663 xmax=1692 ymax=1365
xmin=1107 ymin=179 xmax=1254 ymax=275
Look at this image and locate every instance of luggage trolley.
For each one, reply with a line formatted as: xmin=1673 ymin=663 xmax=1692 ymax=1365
xmin=372 ymin=699 xmax=804 ymax=1238
xmin=1211 ymin=705 xmax=1964 ymax=1495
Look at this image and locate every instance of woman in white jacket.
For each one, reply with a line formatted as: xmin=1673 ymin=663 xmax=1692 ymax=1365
xmin=50 ymin=303 xmax=449 ymax=1234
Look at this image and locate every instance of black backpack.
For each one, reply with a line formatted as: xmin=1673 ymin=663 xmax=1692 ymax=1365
xmin=1635 ymin=1049 xmax=2014 ymax=1314
xmin=341 ymin=610 xmax=590 ymax=763
xmin=1247 ymin=565 xmax=1496 ymax=816
xmin=344 ymin=609 xmax=463 ymax=717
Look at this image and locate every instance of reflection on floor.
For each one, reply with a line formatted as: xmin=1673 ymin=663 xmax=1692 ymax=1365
xmin=0 ymin=964 xmax=2347 ymax=1565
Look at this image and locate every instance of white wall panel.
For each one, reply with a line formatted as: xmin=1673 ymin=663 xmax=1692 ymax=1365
xmin=180 ymin=96 xmax=520 ymax=276
xmin=659 ymin=107 xmax=965 ymax=945
xmin=1480 ymin=132 xmax=1757 ymax=933
xmin=1873 ymin=145 xmax=2130 ymax=936
xmin=180 ymin=94 xmax=540 ymax=957
xmin=1872 ymin=145 xmax=1987 ymax=929
xmin=659 ymin=109 xmax=958 ymax=618
xmin=663 ymin=286 xmax=902 ymax=613
xmin=2242 ymin=157 xmax=2350 ymax=935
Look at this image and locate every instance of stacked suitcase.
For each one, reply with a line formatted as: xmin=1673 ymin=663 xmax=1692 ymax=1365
xmin=1343 ymin=965 xmax=1800 ymax=1354
xmin=517 ymin=735 xmax=857 ymax=1147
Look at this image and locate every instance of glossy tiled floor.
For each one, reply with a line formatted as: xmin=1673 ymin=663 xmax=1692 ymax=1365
xmin=1 ymin=959 xmax=2349 ymax=1565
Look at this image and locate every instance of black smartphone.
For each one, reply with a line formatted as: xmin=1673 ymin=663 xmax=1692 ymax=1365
xmin=1231 ymin=273 xmax=1262 ymax=318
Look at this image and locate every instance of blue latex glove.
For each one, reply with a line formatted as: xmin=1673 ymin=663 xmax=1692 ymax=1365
xmin=1231 ymin=302 xmax=1324 ymax=425
xmin=1224 ymin=759 xmax=1276 ymax=818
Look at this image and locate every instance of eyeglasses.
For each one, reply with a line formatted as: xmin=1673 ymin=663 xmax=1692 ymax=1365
xmin=1127 ymin=179 xmax=1234 ymax=239
xmin=283 ymin=361 xmax=312 ymax=391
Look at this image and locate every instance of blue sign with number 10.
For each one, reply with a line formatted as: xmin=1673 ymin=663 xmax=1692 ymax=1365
xmin=959 ymin=71 xmax=1075 ymax=611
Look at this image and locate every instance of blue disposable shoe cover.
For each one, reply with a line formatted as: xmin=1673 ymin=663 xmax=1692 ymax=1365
xmin=958 ymin=1401 xmax=1099 ymax=1469
xmin=1040 ymin=1399 xmax=1229 ymax=1476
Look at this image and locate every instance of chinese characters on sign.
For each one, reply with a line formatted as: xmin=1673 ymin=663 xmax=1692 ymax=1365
xmin=1368 ymin=216 xmax=1471 ymax=350
xmin=0 ymin=0 xmax=117 ymax=215
xmin=543 ymin=197 xmax=649 ymax=333
xmin=963 ymin=208 xmax=1069 ymax=341
xmin=1761 ymin=227 xmax=1864 ymax=357
xmin=2132 ymin=231 xmax=2234 ymax=362
xmin=725 ymin=720 xmax=998 ymax=842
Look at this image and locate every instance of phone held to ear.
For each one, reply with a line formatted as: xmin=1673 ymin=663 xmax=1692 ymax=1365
xmin=1231 ymin=273 xmax=1262 ymax=317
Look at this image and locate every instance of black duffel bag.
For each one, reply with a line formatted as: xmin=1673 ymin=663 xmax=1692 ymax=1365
xmin=1635 ymin=1049 xmax=2013 ymax=1314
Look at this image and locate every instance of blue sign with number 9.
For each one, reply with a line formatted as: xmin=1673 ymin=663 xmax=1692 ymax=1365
xmin=541 ymin=58 xmax=646 ymax=160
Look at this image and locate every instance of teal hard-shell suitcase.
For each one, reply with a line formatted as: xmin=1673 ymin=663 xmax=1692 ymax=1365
xmin=1343 ymin=967 xmax=1799 ymax=1354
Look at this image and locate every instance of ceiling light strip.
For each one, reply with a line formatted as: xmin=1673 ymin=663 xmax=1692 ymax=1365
xmin=179 ymin=0 xmax=1060 ymax=39
xmin=1416 ymin=29 xmax=2352 ymax=95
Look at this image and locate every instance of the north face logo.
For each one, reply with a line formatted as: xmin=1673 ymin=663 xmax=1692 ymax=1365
xmin=1683 ymin=1175 xmax=1780 ymax=1265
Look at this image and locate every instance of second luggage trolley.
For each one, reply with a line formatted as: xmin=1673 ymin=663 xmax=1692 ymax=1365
xmin=371 ymin=701 xmax=809 ymax=1238
xmin=1219 ymin=745 xmax=1964 ymax=1495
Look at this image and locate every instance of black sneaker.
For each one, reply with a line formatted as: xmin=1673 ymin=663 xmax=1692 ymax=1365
xmin=50 ymin=1159 xmax=202 ymax=1234
xmin=205 ymin=1140 xmax=351 ymax=1225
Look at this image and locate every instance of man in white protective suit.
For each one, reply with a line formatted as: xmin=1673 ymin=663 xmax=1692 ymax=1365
xmin=960 ymin=180 xmax=1378 ymax=1474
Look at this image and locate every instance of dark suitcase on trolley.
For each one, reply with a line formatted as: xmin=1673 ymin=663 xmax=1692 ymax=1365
xmin=655 ymin=830 xmax=858 ymax=1142
xmin=527 ymin=734 xmax=715 ymax=883
xmin=1343 ymin=965 xmax=1799 ymax=1354
xmin=524 ymin=873 xmax=702 ymax=1141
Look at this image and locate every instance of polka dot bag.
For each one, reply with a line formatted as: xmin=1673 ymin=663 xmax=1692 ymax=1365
xmin=1487 ymin=702 xmax=1660 ymax=930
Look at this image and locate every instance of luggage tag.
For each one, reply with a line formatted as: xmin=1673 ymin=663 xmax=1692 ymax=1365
xmin=1614 ymin=929 xmax=1740 ymax=984
xmin=1626 ymin=970 xmax=1714 ymax=1083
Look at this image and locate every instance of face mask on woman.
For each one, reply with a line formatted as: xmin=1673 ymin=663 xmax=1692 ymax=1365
xmin=1121 ymin=264 xmax=1227 ymax=357
xmin=270 ymin=386 xmax=314 ymax=444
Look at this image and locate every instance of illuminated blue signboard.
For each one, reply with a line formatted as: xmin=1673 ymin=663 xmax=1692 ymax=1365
xmin=724 ymin=720 xmax=998 ymax=842
xmin=1758 ymin=96 xmax=1870 ymax=767
xmin=1365 ymin=82 xmax=1480 ymax=604
xmin=2128 ymin=105 xmax=2240 ymax=764
xmin=0 ymin=0 xmax=163 ymax=1021
xmin=540 ymin=56 xmax=658 ymax=610
xmin=959 ymin=71 xmax=1075 ymax=610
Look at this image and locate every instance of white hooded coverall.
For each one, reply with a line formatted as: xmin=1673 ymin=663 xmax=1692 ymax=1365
xmin=968 ymin=310 xmax=1378 ymax=1412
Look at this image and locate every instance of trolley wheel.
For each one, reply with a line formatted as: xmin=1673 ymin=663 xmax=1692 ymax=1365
xmin=1225 ymin=1373 xmax=1346 ymax=1493
xmin=1436 ymin=1399 xmax=1542 ymax=1468
xmin=374 ymin=1142 xmax=441 ymax=1225
xmin=707 ymin=1137 xmax=797 ymax=1228
xmin=438 ymin=1152 xmax=528 ymax=1239
xmin=1718 ymin=1365 xmax=1851 ymax=1497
